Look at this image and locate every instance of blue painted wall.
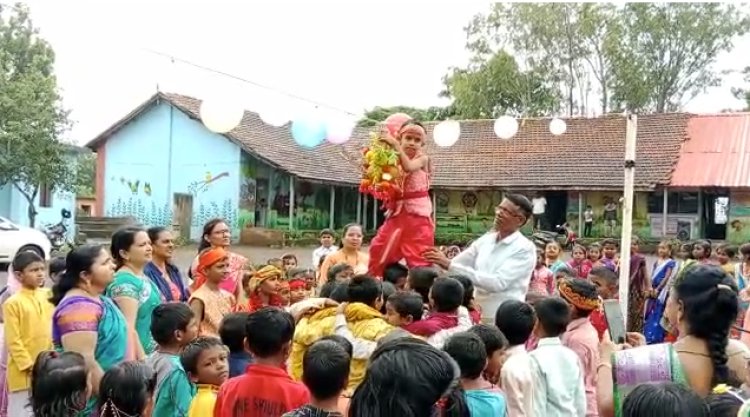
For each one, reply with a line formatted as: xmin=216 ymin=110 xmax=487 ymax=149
xmin=0 ymin=183 xmax=76 ymax=240
xmin=102 ymin=102 xmax=242 ymax=239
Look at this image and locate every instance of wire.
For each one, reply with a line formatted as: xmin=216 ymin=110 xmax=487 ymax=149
xmin=141 ymin=48 xmax=360 ymax=116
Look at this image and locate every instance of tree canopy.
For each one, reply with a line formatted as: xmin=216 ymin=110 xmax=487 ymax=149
xmin=0 ymin=4 xmax=73 ymax=226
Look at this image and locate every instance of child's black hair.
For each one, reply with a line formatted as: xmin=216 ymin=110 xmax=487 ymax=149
xmin=430 ymin=277 xmax=464 ymax=313
xmin=408 ymin=267 xmax=440 ymax=303
xmin=495 ymin=300 xmax=535 ymax=346
xmin=590 ymin=266 xmax=618 ymax=284
xmin=444 ymin=332 xmax=487 ymax=380
xmin=534 ymin=297 xmax=571 ymax=337
xmin=302 ymin=339 xmax=351 ymax=400
xmin=98 ymin=361 xmax=156 ymax=417
xmin=601 ymin=238 xmax=618 ymax=248
xmin=12 ymin=250 xmax=44 ymax=273
xmin=468 ymin=324 xmax=509 ymax=358
xmin=676 ymin=265 xmax=740 ymax=386
xmin=622 ymin=382 xmax=708 ymax=417
xmin=31 ymin=351 xmax=88 ymax=417
xmin=381 ymin=281 xmax=397 ymax=314
xmin=347 ymin=274 xmax=382 ymax=307
xmin=219 ymin=312 xmax=250 ymax=353
xmin=706 ymin=391 xmax=745 ymax=417
xmin=349 ymin=337 xmax=469 ymax=417
xmin=150 ymin=303 xmax=195 ymax=346
xmin=717 ymin=243 xmax=738 ymax=259
xmin=245 ymin=307 xmax=295 ymax=358
xmin=383 ymin=263 xmax=408 ymax=286
xmin=386 ymin=291 xmax=425 ymax=321
xmin=48 ymin=256 xmax=66 ymax=277
xmin=319 ymin=228 xmax=335 ymax=238
xmin=318 ymin=334 xmax=354 ymax=357
xmin=327 ymin=262 xmax=353 ymax=283
xmin=448 ymin=274 xmax=475 ymax=309
xmin=693 ymin=240 xmax=713 ymax=259
xmin=320 ymin=281 xmax=349 ymax=303
xmin=181 ymin=336 xmax=226 ymax=375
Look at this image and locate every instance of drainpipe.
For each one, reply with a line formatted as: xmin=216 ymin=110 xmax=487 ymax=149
xmin=167 ymin=106 xmax=174 ymax=223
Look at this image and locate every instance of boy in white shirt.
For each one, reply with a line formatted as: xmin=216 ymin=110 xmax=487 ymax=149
xmin=312 ymin=229 xmax=338 ymax=271
xmin=495 ymin=300 xmax=536 ymax=417
xmin=529 ymin=297 xmax=586 ymax=417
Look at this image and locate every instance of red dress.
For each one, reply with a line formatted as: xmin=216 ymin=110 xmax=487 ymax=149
xmin=368 ymin=167 xmax=434 ymax=277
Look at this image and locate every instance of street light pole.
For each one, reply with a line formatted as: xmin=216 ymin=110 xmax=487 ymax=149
xmin=618 ymin=114 xmax=637 ymax=328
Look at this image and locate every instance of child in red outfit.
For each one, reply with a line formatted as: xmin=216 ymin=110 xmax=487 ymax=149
xmin=368 ymin=120 xmax=434 ymax=278
xmin=587 ymin=266 xmax=619 ymax=341
xmin=567 ymin=244 xmax=593 ymax=280
xmin=403 ymin=277 xmax=462 ymax=337
xmin=214 ymin=307 xmax=309 ymax=417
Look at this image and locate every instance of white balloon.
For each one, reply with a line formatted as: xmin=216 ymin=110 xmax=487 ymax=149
xmin=433 ymin=120 xmax=461 ymax=147
xmin=259 ymin=109 xmax=290 ymax=127
xmin=549 ymin=118 xmax=567 ymax=136
xmin=200 ymin=98 xmax=245 ymax=133
xmin=494 ymin=115 xmax=518 ymax=139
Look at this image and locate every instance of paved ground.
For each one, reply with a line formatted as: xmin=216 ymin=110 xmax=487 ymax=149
xmin=0 ymin=244 xmax=658 ymax=287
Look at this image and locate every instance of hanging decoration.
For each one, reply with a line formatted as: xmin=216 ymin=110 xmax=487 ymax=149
xmin=360 ymin=130 xmax=402 ymax=202
xmin=291 ymin=116 xmax=327 ymax=148
xmin=383 ymin=113 xmax=411 ymax=138
xmin=433 ymin=120 xmax=461 ymax=147
xmin=325 ymin=116 xmax=356 ymax=145
xmin=549 ymin=118 xmax=567 ymax=136
xmin=200 ymin=98 xmax=245 ymax=133
xmin=494 ymin=115 xmax=519 ymax=139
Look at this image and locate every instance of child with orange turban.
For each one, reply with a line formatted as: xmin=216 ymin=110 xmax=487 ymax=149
xmin=188 ymin=248 xmax=236 ymax=337
xmin=236 ymin=265 xmax=284 ymax=313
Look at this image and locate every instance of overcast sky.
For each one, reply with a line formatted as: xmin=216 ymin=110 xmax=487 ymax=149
xmin=17 ymin=0 xmax=750 ymax=143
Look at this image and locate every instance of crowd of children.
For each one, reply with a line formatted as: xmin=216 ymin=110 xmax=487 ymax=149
xmin=4 ymin=219 xmax=750 ymax=417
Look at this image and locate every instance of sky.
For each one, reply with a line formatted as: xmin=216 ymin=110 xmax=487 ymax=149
xmin=15 ymin=0 xmax=750 ymax=143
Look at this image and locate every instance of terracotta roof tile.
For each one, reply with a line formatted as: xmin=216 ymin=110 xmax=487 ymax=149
xmin=89 ymin=92 xmax=691 ymax=190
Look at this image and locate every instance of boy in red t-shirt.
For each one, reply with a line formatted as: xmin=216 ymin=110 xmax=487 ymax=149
xmin=588 ymin=266 xmax=619 ymax=340
xmin=214 ymin=307 xmax=310 ymax=417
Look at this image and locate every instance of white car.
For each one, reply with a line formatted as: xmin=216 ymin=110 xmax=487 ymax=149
xmin=0 ymin=216 xmax=52 ymax=263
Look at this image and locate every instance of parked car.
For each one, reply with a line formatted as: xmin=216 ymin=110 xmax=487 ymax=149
xmin=0 ymin=216 xmax=51 ymax=263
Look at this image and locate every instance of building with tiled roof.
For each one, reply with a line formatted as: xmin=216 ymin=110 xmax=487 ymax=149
xmin=85 ymin=92 xmax=750 ymax=244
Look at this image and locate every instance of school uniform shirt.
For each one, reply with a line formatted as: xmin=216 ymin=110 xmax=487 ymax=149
xmin=188 ymin=384 xmax=219 ymax=417
xmin=563 ymin=318 xmax=600 ymax=417
xmin=529 ymin=337 xmax=586 ymax=417
xmin=2 ymin=287 xmax=54 ymax=392
xmin=449 ymin=231 xmax=536 ymax=321
xmin=500 ymin=345 xmax=535 ymax=417
xmin=402 ymin=312 xmax=458 ymax=337
xmin=312 ymin=245 xmax=338 ymax=270
xmin=214 ymin=363 xmax=310 ymax=417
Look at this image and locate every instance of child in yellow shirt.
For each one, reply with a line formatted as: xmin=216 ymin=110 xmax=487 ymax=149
xmin=182 ymin=336 xmax=229 ymax=417
xmin=3 ymin=251 xmax=54 ymax=417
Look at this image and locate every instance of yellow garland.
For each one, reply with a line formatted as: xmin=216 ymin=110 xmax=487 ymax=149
xmin=360 ymin=131 xmax=403 ymax=201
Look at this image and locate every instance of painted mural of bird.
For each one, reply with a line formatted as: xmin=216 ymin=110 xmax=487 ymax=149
xmin=128 ymin=180 xmax=140 ymax=195
xmin=144 ymin=182 xmax=152 ymax=196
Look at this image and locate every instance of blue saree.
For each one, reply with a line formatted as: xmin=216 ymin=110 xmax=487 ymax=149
xmin=643 ymin=259 xmax=676 ymax=344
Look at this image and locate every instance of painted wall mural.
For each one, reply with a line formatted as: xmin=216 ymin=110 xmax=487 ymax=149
xmin=434 ymin=190 xmax=501 ymax=234
xmin=107 ymin=198 xmax=173 ymax=227
xmin=728 ymin=191 xmax=750 ymax=244
xmin=187 ymin=171 xmax=230 ymax=195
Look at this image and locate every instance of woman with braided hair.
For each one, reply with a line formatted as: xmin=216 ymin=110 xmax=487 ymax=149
xmin=596 ymin=265 xmax=750 ymax=417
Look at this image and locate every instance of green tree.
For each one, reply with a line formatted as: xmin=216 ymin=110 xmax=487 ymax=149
xmin=0 ymin=4 xmax=73 ymax=226
xmin=357 ymin=105 xmax=455 ymax=127
xmin=607 ymin=3 xmax=750 ymax=113
xmin=732 ymin=66 xmax=750 ymax=110
xmin=74 ymin=152 xmax=96 ymax=197
xmin=442 ymin=50 xmax=560 ymax=118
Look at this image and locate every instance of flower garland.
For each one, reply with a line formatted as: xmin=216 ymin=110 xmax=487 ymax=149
xmin=359 ymin=131 xmax=403 ymax=202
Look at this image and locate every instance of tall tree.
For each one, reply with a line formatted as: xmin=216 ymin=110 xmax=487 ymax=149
xmin=607 ymin=3 xmax=750 ymax=113
xmin=732 ymin=66 xmax=750 ymax=110
xmin=0 ymin=4 xmax=73 ymax=226
xmin=74 ymin=152 xmax=96 ymax=197
xmin=441 ymin=50 xmax=560 ymax=118
xmin=357 ymin=105 xmax=455 ymax=127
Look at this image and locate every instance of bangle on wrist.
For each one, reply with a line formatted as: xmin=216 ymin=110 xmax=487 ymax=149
xmin=597 ymin=362 xmax=612 ymax=372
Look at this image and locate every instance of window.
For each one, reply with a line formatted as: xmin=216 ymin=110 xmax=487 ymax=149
xmin=647 ymin=191 xmax=699 ymax=214
xmin=39 ymin=183 xmax=53 ymax=208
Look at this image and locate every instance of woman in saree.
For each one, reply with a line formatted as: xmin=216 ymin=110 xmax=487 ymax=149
xmin=596 ymin=264 xmax=750 ymax=417
xmin=50 ymin=245 xmax=132 ymax=416
xmin=144 ymin=227 xmax=189 ymax=302
xmin=643 ymin=241 xmax=677 ymax=344
xmin=190 ymin=218 xmax=251 ymax=300
xmin=626 ymin=237 xmax=650 ymax=334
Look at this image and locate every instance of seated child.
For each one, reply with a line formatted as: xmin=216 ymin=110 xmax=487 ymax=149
xmin=468 ymin=324 xmax=509 ymax=387
xmin=219 ymin=312 xmax=253 ymax=378
xmin=147 ymin=303 xmax=199 ymax=417
xmin=444 ymin=332 xmax=506 ymax=417
xmin=182 ymin=337 xmax=230 ymax=417
xmin=383 ymin=263 xmax=409 ymax=290
xmin=283 ymin=339 xmax=351 ymax=417
xmin=451 ymin=274 xmax=482 ymax=324
xmin=403 ymin=277 xmax=463 ymax=337
xmin=214 ymin=307 xmax=310 ymax=416
xmin=529 ymin=297 xmax=586 ymax=417
xmin=189 ymin=248 xmax=236 ymax=337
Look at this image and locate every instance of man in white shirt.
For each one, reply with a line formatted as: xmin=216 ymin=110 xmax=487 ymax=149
xmin=529 ymin=297 xmax=586 ymax=417
xmin=424 ymin=193 xmax=537 ymax=321
xmin=531 ymin=193 xmax=547 ymax=230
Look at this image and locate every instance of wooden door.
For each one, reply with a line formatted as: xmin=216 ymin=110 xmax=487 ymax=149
xmin=173 ymin=193 xmax=194 ymax=241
